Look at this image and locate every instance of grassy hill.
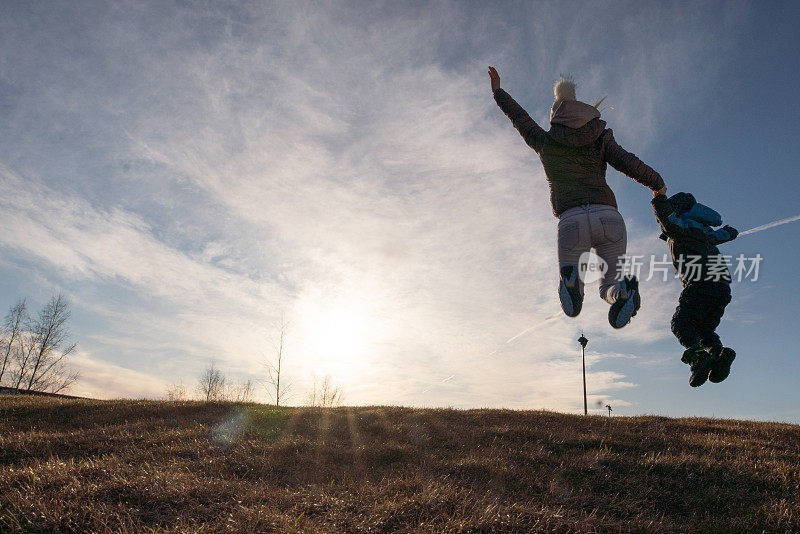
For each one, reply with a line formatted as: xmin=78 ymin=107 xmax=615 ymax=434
xmin=1 ymin=396 xmax=798 ymax=532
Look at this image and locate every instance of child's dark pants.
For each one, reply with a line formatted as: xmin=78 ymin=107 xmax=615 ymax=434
xmin=671 ymin=281 xmax=732 ymax=349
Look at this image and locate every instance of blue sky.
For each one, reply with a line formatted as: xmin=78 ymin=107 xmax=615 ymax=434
xmin=1 ymin=1 xmax=798 ymax=421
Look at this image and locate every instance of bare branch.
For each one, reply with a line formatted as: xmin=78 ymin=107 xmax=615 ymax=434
xmin=233 ymin=379 xmax=255 ymax=403
xmin=165 ymin=382 xmax=188 ymax=401
xmin=196 ymin=360 xmax=226 ymax=401
xmin=307 ymin=374 xmax=345 ymax=407
xmin=264 ymin=313 xmax=293 ymax=406
xmin=0 ymin=299 xmax=27 ymax=385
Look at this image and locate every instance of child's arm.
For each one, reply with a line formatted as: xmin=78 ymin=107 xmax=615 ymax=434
xmin=652 ymin=193 xmax=683 ymax=238
xmin=710 ymin=225 xmax=738 ymax=244
xmin=490 ymin=67 xmax=547 ymax=153
xmin=652 ymin=194 xmax=738 ymax=244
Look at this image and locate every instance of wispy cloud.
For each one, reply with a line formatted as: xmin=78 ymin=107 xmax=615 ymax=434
xmin=69 ymin=350 xmax=166 ymax=400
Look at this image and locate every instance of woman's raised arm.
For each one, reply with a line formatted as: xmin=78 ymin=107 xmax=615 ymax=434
xmin=490 ymin=66 xmax=547 ymax=153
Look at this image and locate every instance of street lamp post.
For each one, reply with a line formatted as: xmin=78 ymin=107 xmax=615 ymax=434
xmin=578 ymin=334 xmax=588 ymax=416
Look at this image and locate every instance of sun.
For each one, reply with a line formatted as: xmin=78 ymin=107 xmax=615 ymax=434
xmin=293 ymin=289 xmax=383 ymax=379
xmin=311 ymin=307 xmax=369 ymax=361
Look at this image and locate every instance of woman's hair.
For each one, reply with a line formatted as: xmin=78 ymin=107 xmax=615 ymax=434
xmin=591 ymin=96 xmax=607 ymax=109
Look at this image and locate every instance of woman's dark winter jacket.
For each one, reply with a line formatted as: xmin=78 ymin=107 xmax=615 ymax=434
xmin=651 ymin=193 xmax=738 ymax=288
xmin=493 ymin=88 xmax=665 ymax=217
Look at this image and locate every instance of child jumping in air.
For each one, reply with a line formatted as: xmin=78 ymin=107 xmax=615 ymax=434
xmin=651 ymin=191 xmax=739 ymax=387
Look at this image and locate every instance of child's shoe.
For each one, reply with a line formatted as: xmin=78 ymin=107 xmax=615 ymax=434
xmin=708 ymin=346 xmax=736 ymax=383
xmin=608 ymin=276 xmax=640 ymax=329
xmin=558 ymin=265 xmax=583 ymax=318
xmin=680 ymin=342 xmax=704 ymax=364
xmin=681 ymin=343 xmax=712 ymax=387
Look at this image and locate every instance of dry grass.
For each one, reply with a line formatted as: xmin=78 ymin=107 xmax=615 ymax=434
xmin=1 ymin=396 xmax=798 ymax=532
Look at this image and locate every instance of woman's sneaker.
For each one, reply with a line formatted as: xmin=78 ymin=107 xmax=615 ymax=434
xmin=558 ymin=265 xmax=583 ymax=318
xmin=708 ymin=347 xmax=736 ymax=383
xmin=608 ymin=276 xmax=640 ymax=329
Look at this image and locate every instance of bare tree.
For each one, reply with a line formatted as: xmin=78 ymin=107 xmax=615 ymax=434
xmin=232 ymin=379 xmax=255 ymax=403
xmin=219 ymin=378 xmax=254 ymax=402
xmin=264 ymin=314 xmax=293 ymax=406
xmin=165 ymin=382 xmax=187 ymax=401
xmin=9 ymin=295 xmax=79 ymax=393
xmin=320 ymin=375 xmax=344 ymax=407
xmin=0 ymin=299 xmax=27 ymax=385
xmin=307 ymin=373 xmax=345 ymax=407
xmin=196 ymin=360 xmax=226 ymax=401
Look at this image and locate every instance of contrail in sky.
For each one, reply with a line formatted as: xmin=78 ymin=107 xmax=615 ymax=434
xmin=488 ymin=313 xmax=562 ymax=357
xmin=739 ymin=214 xmax=800 ymax=236
xmin=421 ymin=374 xmax=456 ymax=394
xmin=505 ymin=313 xmax=562 ymax=343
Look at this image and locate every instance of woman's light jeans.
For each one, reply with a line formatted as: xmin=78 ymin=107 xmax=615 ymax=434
xmin=557 ymin=204 xmax=627 ymax=304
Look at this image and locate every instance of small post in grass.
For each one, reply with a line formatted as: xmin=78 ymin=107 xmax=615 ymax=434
xmin=578 ymin=333 xmax=589 ymax=416
xmin=605 ymin=404 xmax=612 ymax=417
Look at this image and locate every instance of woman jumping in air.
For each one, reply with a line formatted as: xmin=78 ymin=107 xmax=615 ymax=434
xmin=489 ymin=67 xmax=667 ymax=328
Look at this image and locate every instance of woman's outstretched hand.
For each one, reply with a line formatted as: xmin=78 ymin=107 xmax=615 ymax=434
xmin=488 ymin=66 xmax=501 ymax=92
xmin=654 ymin=187 xmax=667 ymax=197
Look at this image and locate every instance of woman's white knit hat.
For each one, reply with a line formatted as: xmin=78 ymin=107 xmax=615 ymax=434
xmin=550 ymin=75 xmax=577 ymax=120
xmin=553 ymin=75 xmax=577 ymax=103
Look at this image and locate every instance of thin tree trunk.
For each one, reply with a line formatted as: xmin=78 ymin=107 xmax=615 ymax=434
xmin=276 ymin=329 xmax=283 ymax=407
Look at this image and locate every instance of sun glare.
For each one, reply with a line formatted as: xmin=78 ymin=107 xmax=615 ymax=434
xmin=294 ymin=289 xmax=385 ymax=380
xmin=312 ymin=308 xmax=368 ymax=361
